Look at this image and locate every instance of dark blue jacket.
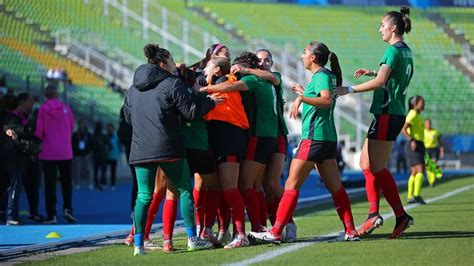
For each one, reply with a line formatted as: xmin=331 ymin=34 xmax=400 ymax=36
xmin=123 ymin=64 xmax=215 ymax=164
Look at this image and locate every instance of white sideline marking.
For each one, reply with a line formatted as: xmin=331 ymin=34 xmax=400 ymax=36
xmin=226 ymin=184 xmax=474 ymax=266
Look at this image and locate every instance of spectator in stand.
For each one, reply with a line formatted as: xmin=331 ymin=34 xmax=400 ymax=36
xmin=35 ymin=85 xmax=76 ymax=224
xmin=72 ymin=119 xmax=93 ymax=190
xmin=91 ymin=122 xmax=107 ymax=191
xmin=106 ymin=123 xmax=121 ymax=190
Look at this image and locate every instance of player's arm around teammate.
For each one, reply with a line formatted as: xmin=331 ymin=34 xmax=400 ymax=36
xmin=335 ymin=7 xmax=414 ymax=239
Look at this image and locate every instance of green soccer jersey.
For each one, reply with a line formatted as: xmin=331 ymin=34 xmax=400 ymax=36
xmin=182 ymin=93 xmax=209 ymax=151
xmin=241 ymin=74 xmax=278 ymax=137
xmin=273 ymin=72 xmax=289 ymax=136
xmin=301 ymin=68 xmax=337 ymax=142
xmin=370 ymin=42 xmax=414 ymax=116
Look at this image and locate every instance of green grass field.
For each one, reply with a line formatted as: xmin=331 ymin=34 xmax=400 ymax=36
xmin=27 ymin=176 xmax=474 ymax=265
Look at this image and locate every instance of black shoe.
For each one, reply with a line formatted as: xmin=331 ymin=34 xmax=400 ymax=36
xmin=64 ymin=209 xmax=77 ymax=223
xmin=414 ymin=196 xmax=427 ymax=205
xmin=389 ymin=213 xmax=414 ymax=239
xmin=43 ymin=216 xmax=58 ymax=224
xmin=407 ymin=198 xmax=417 ymax=204
xmin=29 ymin=214 xmax=45 ymax=223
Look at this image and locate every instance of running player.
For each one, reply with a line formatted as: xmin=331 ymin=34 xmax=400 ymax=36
xmin=250 ymin=41 xmax=359 ymax=243
xmin=335 ymin=7 xmax=414 ymax=239
xmin=123 ymin=44 xmax=222 ymax=256
xmin=424 ymin=118 xmax=444 ymax=185
xmin=402 ymin=95 xmax=427 ymax=204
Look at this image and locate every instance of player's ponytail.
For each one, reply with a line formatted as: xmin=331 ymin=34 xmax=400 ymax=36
xmin=384 ymin=7 xmax=412 ymax=35
xmin=144 ymin=44 xmax=171 ymax=66
xmin=309 ymin=42 xmax=342 ymax=86
xmin=329 ymin=52 xmax=342 ymax=86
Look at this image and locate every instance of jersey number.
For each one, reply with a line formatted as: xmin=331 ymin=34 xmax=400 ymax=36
xmin=402 ymin=64 xmax=412 ymax=95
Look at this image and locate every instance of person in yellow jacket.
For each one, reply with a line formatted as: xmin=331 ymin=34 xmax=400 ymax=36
xmin=401 ymin=95 xmax=426 ymax=205
xmin=424 ymin=119 xmax=444 ymax=186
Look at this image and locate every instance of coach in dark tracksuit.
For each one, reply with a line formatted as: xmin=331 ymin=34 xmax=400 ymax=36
xmin=123 ymin=44 xmax=222 ymax=253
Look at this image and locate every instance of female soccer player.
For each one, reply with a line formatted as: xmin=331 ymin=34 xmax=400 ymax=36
xmin=424 ymin=118 xmax=444 ymax=185
xmin=402 ymin=96 xmax=426 ymax=204
xmin=190 ymin=44 xmax=231 ymax=71
xmin=233 ymin=49 xmax=297 ymax=241
xmin=335 ymin=7 xmax=414 ymax=239
xmin=205 ymin=52 xmax=278 ymax=237
xmin=123 ymin=44 xmax=223 ymax=255
xmin=250 ymin=41 xmax=359 ymax=243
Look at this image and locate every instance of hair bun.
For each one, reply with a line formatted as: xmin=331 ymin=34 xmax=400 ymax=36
xmin=400 ymin=6 xmax=410 ymax=16
xmin=144 ymin=44 xmax=160 ymax=60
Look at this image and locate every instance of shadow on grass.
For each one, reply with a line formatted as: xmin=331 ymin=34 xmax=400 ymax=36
xmin=294 ymin=175 xmax=473 ymax=217
xmin=363 ymin=230 xmax=474 ymax=240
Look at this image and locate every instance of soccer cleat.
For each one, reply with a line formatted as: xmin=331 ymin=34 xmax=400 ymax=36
xmin=144 ymin=239 xmax=161 ymax=250
xmin=162 ymin=240 xmax=174 ymax=252
xmin=64 ymin=209 xmax=77 ymax=223
xmin=224 ymin=234 xmax=250 ymax=249
xmin=201 ymin=227 xmax=221 ymax=247
xmin=217 ymin=229 xmax=232 ymax=245
xmin=285 ymin=223 xmax=297 ymax=243
xmin=249 ymin=230 xmax=282 ymax=245
xmin=187 ymin=236 xmax=213 ymax=251
xmin=389 ymin=213 xmax=414 ymax=239
xmin=415 ymin=196 xmax=427 ymax=205
xmin=43 ymin=216 xmax=58 ymax=224
xmin=357 ymin=214 xmax=384 ymax=236
xmin=334 ymin=230 xmax=360 ymax=242
xmin=133 ymin=246 xmax=145 ymax=256
xmin=124 ymin=234 xmax=134 ymax=246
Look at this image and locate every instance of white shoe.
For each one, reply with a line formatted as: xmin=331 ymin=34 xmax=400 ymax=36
xmin=187 ymin=236 xmax=213 ymax=251
xmin=133 ymin=246 xmax=145 ymax=256
xmin=223 ymin=234 xmax=250 ymax=249
xmin=144 ymin=239 xmax=161 ymax=250
xmin=249 ymin=230 xmax=281 ymax=244
xmin=285 ymin=223 xmax=297 ymax=243
xmin=333 ymin=230 xmax=360 ymax=242
xmin=217 ymin=229 xmax=232 ymax=245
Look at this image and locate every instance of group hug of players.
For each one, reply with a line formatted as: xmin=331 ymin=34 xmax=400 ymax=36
xmin=123 ymin=7 xmax=420 ymax=256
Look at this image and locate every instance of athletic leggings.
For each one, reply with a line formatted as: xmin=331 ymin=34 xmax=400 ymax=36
xmin=133 ymin=159 xmax=195 ymax=238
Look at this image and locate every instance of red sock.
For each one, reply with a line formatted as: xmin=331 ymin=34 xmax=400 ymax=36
xmin=241 ymin=188 xmax=261 ymax=231
xmin=272 ymin=189 xmax=299 ymax=236
xmin=375 ymin=168 xmax=405 ymax=217
xmin=193 ymin=188 xmax=206 ymax=235
xmin=162 ymin=199 xmax=177 ymax=241
xmin=331 ymin=187 xmax=356 ymax=233
xmin=218 ymin=190 xmax=230 ymax=232
xmin=144 ymin=192 xmax=164 ymax=239
xmin=129 ymin=226 xmax=135 ymax=235
xmin=363 ymin=168 xmax=380 ymax=214
xmin=223 ymin=188 xmax=246 ymax=235
xmin=257 ymin=191 xmax=267 ymax=227
xmin=205 ymin=189 xmax=220 ymax=228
